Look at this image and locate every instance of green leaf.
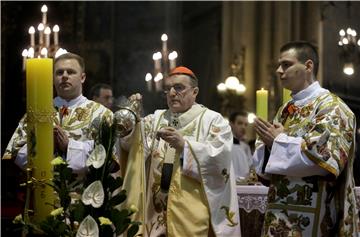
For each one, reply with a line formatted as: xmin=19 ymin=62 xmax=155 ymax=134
xmin=109 ymin=190 xmax=127 ymax=206
xmin=111 ymin=209 xmax=129 ymax=233
xmin=61 ymin=167 xmax=73 ymax=180
xmin=108 ymin=176 xmax=123 ymax=193
xmin=101 ymin=225 xmax=114 ymax=237
xmin=127 ymin=224 xmax=140 ymax=237
xmin=116 ymin=218 xmax=131 ymax=235
xmin=71 ymin=202 xmax=86 ymax=221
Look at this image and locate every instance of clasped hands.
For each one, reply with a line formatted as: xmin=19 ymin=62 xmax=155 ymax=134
xmin=254 ymin=117 xmax=284 ymax=149
xmin=54 ymin=125 xmax=69 ymax=154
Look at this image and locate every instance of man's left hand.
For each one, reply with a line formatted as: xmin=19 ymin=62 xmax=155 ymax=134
xmin=254 ymin=117 xmax=284 ymax=148
xmin=157 ymin=127 xmax=185 ymax=152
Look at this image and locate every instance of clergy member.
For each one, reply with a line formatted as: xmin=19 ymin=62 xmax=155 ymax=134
xmin=253 ymin=41 xmax=359 ymax=236
xmin=118 ymin=66 xmax=240 ymax=237
xmin=3 ymin=52 xmax=113 ymax=174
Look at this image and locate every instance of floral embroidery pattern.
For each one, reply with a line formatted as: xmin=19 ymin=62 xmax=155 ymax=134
xmin=220 ymin=206 xmax=238 ymax=227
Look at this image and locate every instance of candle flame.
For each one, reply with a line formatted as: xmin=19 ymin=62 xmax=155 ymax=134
xmin=247 ymin=113 xmax=256 ymax=124
xmin=44 ymin=26 xmax=51 ymax=34
xmin=145 ymin=73 xmax=152 ymax=81
xmin=41 ymin=5 xmax=48 ymax=13
xmin=41 ymin=47 xmax=48 ymax=56
xmin=38 ymin=23 xmax=45 ymax=31
xmin=28 ymin=47 xmax=35 ymax=58
xmin=217 ymin=83 xmax=226 ymax=93
xmin=22 ymin=49 xmax=29 ymax=57
xmin=152 ymin=52 xmax=162 ymax=60
xmin=154 ymin=73 xmax=163 ymax=82
xmin=168 ymin=51 xmax=178 ymax=60
xmin=52 ymin=25 xmax=60 ymax=32
xmin=28 ymin=26 xmax=35 ymax=34
xmin=161 ymin=34 xmax=168 ymax=42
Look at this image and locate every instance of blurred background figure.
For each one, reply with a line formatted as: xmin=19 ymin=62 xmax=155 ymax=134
xmin=90 ymin=83 xmax=114 ymax=110
xmin=229 ymin=111 xmax=253 ymax=183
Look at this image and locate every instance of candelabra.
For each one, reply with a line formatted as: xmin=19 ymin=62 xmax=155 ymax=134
xmin=217 ymin=47 xmax=247 ymax=116
xmin=217 ymin=48 xmax=246 ymax=96
xmin=145 ymin=33 xmax=178 ymax=92
xmin=21 ymin=4 xmax=67 ymax=70
xmin=338 ymin=27 xmax=360 ymax=76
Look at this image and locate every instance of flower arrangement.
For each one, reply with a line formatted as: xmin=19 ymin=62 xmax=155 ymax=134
xmin=12 ymin=118 xmax=141 ymax=237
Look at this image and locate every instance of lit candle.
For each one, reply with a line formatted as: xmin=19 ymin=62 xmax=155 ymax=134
xmin=145 ymin=73 xmax=152 ymax=91
xmin=256 ymin=88 xmax=268 ymax=120
xmin=41 ymin=5 xmax=48 ymax=25
xmin=41 ymin=47 xmax=48 ymax=58
xmin=283 ymin=88 xmax=292 ymax=104
xmin=153 ymin=52 xmax=162 ymax=71
xmin=26 ymin=58 xmax=54 ymax=222
xmin=154 ymin=72 xmax=163 ymax=92
xmin=168 ymin=51 xmax=178 ymax=70
xmin=52 ymin=25 xmax=59 ymax=46
xmin=161 ymin=34 xmax=168 ymax=55
xmin=44 ymin=26 xmax=51 ymax=48
xmin=28 ymin=47 xmax=35 ymax=58
xmin=22 ymin=49 xmax=28 ymax=71
xmin=38 ymin=23 xmax=45 ymax=45
xmin=28 ymin=26 xmax=35 ymax=48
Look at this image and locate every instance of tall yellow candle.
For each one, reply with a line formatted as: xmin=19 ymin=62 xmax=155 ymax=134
xmin=26 ymin=58 xmax=54 ymax=222
xmin=256 ymin=88 xmax=268 ymax=121
xmin=283 ymin=88 xmax=292 ymax=104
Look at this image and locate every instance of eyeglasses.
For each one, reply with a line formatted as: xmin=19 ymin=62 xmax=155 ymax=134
xmin=163 ymin=84 xmax=193 ymax=95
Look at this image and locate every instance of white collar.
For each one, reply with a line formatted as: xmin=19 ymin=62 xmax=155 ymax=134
xmin=291 ymin=81 xmax=328 ymax=106
xmin=54 ymin=95 xmax=87 ymax=109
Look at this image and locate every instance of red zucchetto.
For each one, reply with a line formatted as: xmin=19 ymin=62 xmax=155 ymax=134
xmin=168 ymin=66 xmax=197 ymax=80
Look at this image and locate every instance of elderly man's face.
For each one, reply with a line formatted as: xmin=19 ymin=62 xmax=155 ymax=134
xmin=54 ymin=59 xmax=85 ymax=101
xmin=163 ymin=74 xmax=198 ymax=113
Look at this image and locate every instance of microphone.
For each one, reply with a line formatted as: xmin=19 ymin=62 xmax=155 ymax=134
xmin=160 ymin=121 xmax=176 ymax=193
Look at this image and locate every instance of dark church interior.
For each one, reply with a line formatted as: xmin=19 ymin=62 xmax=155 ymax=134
xmin=2 ymin=2 xmax=360 ymax=236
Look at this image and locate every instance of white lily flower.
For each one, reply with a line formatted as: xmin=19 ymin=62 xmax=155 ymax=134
xmin=81 ymin=180 xmax=104 ymax=208
xmin=76 ymin=215 xmax=99 ymax=237
xmin=86 ymin=144 xmax=106 ymax=169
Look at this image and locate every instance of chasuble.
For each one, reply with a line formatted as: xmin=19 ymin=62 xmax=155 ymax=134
xmin=253 ymin=82 xmax=359 ymax=236
xmin=3 ymin=95 xmax=113 ymax=173
xmin=120 ymin=104 xmax=240 ymax=237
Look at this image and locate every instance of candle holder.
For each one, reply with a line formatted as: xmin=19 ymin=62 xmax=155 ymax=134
xmin=217 ymin=47 xmax=247 ymax=116
xmin=21 ymin=4 xmax=67 ymax=71
xmin=145 ymin=33 xmax=178 ymax=92
xmin=338 ymin=27 xmax=360 ymax=76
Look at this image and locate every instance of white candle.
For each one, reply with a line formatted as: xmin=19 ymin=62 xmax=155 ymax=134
xmin=41 ymin=5 xmax=48 ymax=25
xmin=28 ymin=26 xmax=35 ymax=47
xmin=38 ymin=23 xmax=44 ymax=45
xmin=22 ymin=49 xmax=28 ymax=71
xmin=168 ymin=51 xmax=178 ymax=70
xmin=52 ymin=25 xmax=59 ymax=46
xmin=153 ymin=52 xmax=162 ymax=71
xmin=44 ymin=27 xmax=51 ymax=48
xmin=41 ymin=47 xmax=48 ymax=58
xmin=145 ymin=73 xmax=152 ymax=91
xmin=28 ymin=47 xmax=35 ymax=58
xmin=154 ymin=73 xmax=163 ymax=92
xmin=161 ymin=34 xmax=168 ymax=55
